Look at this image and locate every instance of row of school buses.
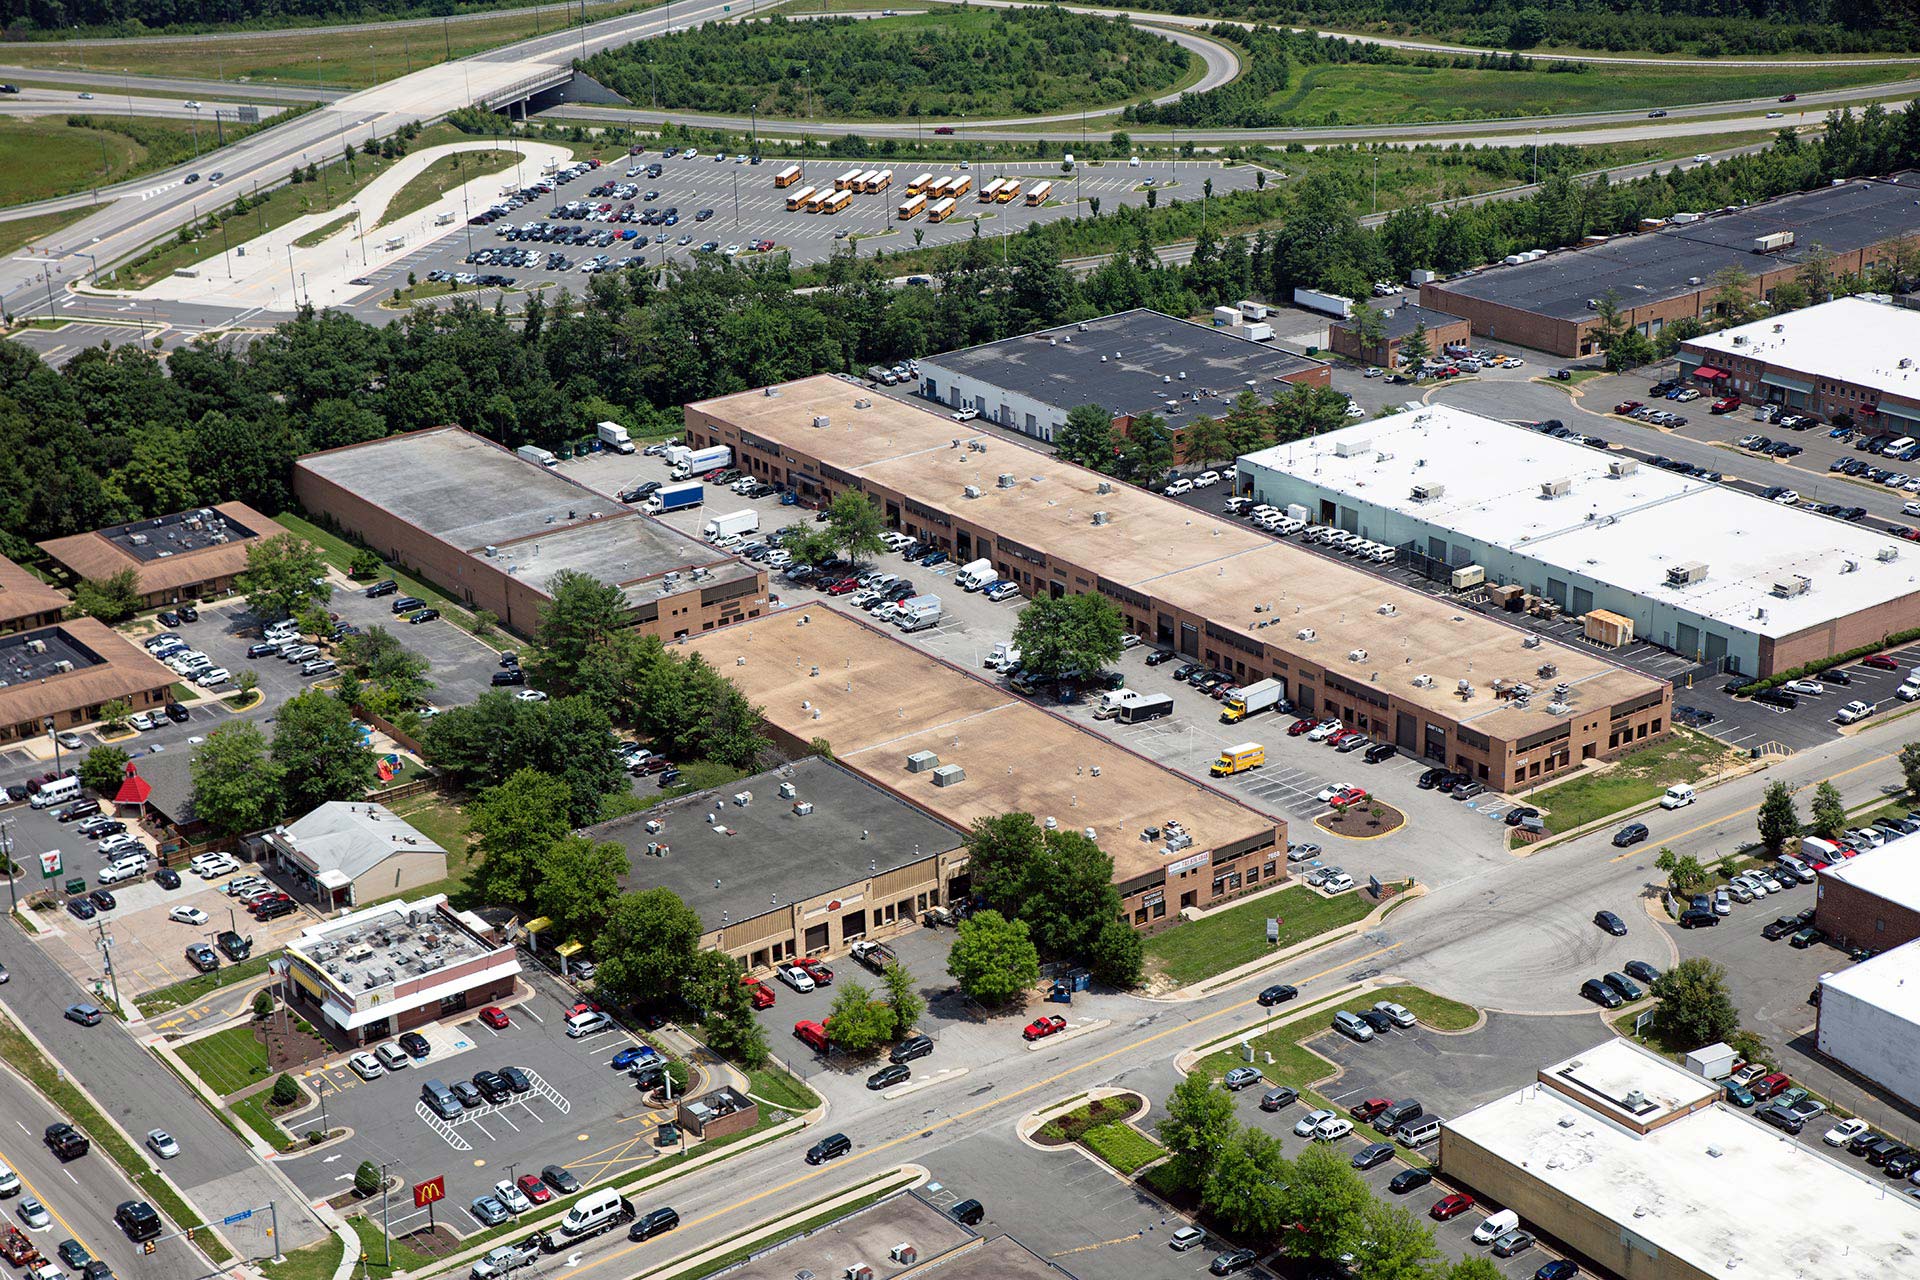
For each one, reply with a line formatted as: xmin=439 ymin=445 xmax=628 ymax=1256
xmin=772 ymin=164 xmax=1052 ymax=224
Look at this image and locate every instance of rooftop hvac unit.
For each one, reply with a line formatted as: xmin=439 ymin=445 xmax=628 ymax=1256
xmin=1412 ymin=673 xmax=1435 ymax=688
xmin=1092 ymin=511 xmax=1109 ymax=526
xmin=1547 ymin=701 xmax=1571 ymax=716
xmin=1879 ymin=546 xmax=1901 ymax=562
xmin=1097 ymin=480 xmax=1113 ymax=494
xmin=1607 ymin=459 xmax=1639 ymax=478
xmin=732 ymin=791 xmax=753 ymax=807
xmin=963 ymin=485 xmax=982 ymax=499
xmin=997 ymin=473 xmax=1017 ymax=489
xmin=932 ymin=764 xmax=966 ymax=786
xmin=1523 ymin=635 xmax=1543 ymax=649
xmin=1666 ymin=561 xmax=1710 ymax=586
xmin=905 ymin=750 xmax=941 ymax=773
xmin=1378 ymin=603 xmax=1397 ymax=616
xmin=1411 ymin=482 xmax=1445 ymax=501
xmin=1540 ymin=478 xmax=1572 ymax=498
xmin=1772 ymin=575 xmax=1811 ymax=598
xmin=778 ymin=782 xmax=797 ymax=799
xmin=890 ymin=1245 xmax=919 ymax=1265
xmin=1297 ymin=627 xmax=1316 ymax=641
xmin=793 ymin=801 xmax=814 ymax=816
xmin=1349 ymin=648 xmax=1368 ymax=662
xmin=1333 ymin=439 xmax=1372 ymax=458
xmin=811 ymin=414 xmax=831 ymax=428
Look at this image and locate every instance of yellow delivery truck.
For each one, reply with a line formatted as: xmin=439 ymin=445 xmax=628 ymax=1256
xmin=1210 ymin=742 xmax=1266 ymax=777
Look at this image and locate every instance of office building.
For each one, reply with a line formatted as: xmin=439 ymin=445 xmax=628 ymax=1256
xmin=1680 ymin=295 xmax=1920 ymax=431
xmin=0 ymin=619 xmax=174 ymax=743
xmin=1811 ymin=831 xmax=1920 ymax=950
xmin=1327 ymin=302 xmax=1471 ymax=368
xmin=39 ymin=503 xmax=283 ymax=609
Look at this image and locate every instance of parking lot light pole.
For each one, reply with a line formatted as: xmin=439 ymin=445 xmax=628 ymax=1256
xmin=1 ymin=821 xmax=15 ymax=916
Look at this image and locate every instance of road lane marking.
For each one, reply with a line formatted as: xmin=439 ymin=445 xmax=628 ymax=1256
xmin=1609 ymin=749 xmax=1898 ymax=861
xmin=0 ymin=1144 xmax=98 ymax=1258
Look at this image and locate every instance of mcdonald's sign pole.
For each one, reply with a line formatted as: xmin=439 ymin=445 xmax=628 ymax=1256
xmin=414 ymin=1175 xmax=445 ymax=1240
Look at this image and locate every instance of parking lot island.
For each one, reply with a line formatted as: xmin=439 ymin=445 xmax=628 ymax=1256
xmin=685 ymin=375 xmax=1672 ymax=793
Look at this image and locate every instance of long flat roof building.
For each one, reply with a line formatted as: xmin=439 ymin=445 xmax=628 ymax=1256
xmin=1238 ymin=404 xmax=1920 ymax=677
xmin=39 ymin=502 xmax=282 ymax=608
xmin=590 ymin=756 xmax=965 ymax=971
xmin=1816 ymin=938 xmax=1920 ymax=1108
xmin=1812 ymin=829 xmax=1920 ymax=952
xmin=0 ymin=618 xmax=175 ymax=742
xmin=1681 ymin=295 xmax=1920 ymax=433
xmin=1422 ymin=174 xmax=1920 ymax=357
xmin=687 ymin=376 xmax=1671 ymax=793
xmin=1442 ymin=1038 xmax=1919 ymax=1280
xmin=687 ymin=607 xmax=1285 ymax=925
xmin=915 ymin=308 xmax=1330 ymax=450
xmin=293 ymin=428 xmax=766 ymax=640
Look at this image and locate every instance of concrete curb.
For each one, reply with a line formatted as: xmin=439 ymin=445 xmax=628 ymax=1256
xmin=1150 ymin=885 xmax=1424 ymax=1004
xmin=1171 ymin=981 xmax=1371 ymax=1076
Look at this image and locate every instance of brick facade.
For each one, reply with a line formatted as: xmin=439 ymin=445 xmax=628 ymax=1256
xmin=1814 ymin=875 xmax=1920 ymax=952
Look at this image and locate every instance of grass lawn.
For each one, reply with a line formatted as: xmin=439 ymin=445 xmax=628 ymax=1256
xmin=1234 ymin=60 xmax=1905 ymax=127
xmin=0 ymin=205 xmax=93 ymax=260
xmin=1370 ymin=983 xmax=1478 ymax=1031
xmin=1081 ymin=1121 xmax=1165 ymax=1175
xmin=2 ymin=0 xmax=659 ymax=89
xmin=349 ymin=1214 xmax=439 ymax=1274
xmin=260 ymin=1230 xmax=345 ymax=1280
xmin=175 ymin=1023 xmax=272 ymax=1096
xmin=747 ymin=1063 xmax=820 ymax=1114
xmin=277 ymin=510 xmax=498 ymax=641
xmin=377 ymin=148 xmax=518 ymax=228
xmin=1143 ymin=885 xmax=1373 ymax=987
xmin=231 ymin=1091 xmax=297 ymax=1153
xmin=138 ymin=953 xmax=272 ymax=1016
xmin=291 ymin=210 xmax=357 ymax=249
xmin=0 ymin=116 xmax=199 ymax=208
xmin=1532 ymin=727 xmax=1732 ymax=834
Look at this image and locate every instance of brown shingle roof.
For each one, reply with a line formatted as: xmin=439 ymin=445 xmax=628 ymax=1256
xmin=0 ymin=557 xmax=69 ymax=627
xmin=37 ymin=502 xmax=284 ymax=597
xmin=0 ymin=618 xmax=173 ymax=729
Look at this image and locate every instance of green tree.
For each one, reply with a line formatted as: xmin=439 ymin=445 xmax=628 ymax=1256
xmin=530 ymin=570 xmax=630 ymax=697
xmin=423 ymin=692 xmax=625 ymax=824
xmin=1158 ymin=1072 xmax=1238 ymax=1192
xmin=1024 ymin=827 xmax=1122 ymax=960
xmin=1809 ymin=780 xmax=1847 ymax=840
xmin=97 ymin=699 xmax=131 ymax=732
xmin=824 ymin=490 xmax=888 ymax=563
xmin=235 ymin=532 xmax=331 ymax=621
xmin=1353 ymin=1200 xmax=1443 ymax=1280
xmin=1117 ymin=410 xmax=1175 ymax=487
xmin=339 ymin=626 xmax=433 ymax=714
xmin=1011 ymin=591 xmax=1126 ymax=680
xmin=1219 ymin=389 xmax=1271 ymax=459
xmin=190 ymin=722 xmax=285 ymax=836
xmin=1178 ymin=414 xmax=1232 ymax=468
xmin=1202 ymin=1125 xmax=1289 ymax=1238
xmin=1347 ymin=299 xmax=1389 ymax=360
xmin=1655 ymin=847 xmax=1711 ymax=896
xmin=271 ymin=689 xmax=375 ymax=813
xmin=347 ymin=547 xmax=382 ymax=579
xmin=251 ymin=989 xmax=274 ymax=1020
xmin=595 ymin=888 xmax=705 ymax=1007
xmin=1902 ymin=741 xmax=1920 ymax=797
xmin=684 ymin=951 xmax=769 ymax=1067
xmin=72 ymin=569 xmax=141 ymax=623
xmin=78 ymin=745 xmax=130 ymax=794
xmin=1055 ymin=403 xmax=1116 ymax=470
xmin=1446 ymin=1259 xmax=1506 ymax=1280
xmin=1756 ymin=780 xmax=1800 ymax=852
xmin=1506 ymin=6 xmax=1547 ymax=47
xmin=946 ymin=909 xmax=1039 ymax=1004
xmin=533 ymin=835 xmax=628 ymax=943
xmin=824 ymin=979 xmax=895 ymax=1053
xmin=235 ymin=669 xmax=259 ymax=700
xmin=1089 ymin=917 xmax=1144 ymax=987
xmin=1399 ymin=321 xmax=1430 ymax=370
xmin=1275 ymin=1144 xmax=1373 ymax=1260
xmin=962 ymin=812 xmax=1047 ymax=916
xmin=271 ymin=1074 xmax=302 ymax=1107
xmin=881 ymin=961 xmax=924 ymax=1040
xmin=469 ymin=767 xmax=574 ymax=909
xmin=353 ymin=1160 xmax=381 ymax=1197
xmin=1651 ymin=956 xmax=1741 ymax=1049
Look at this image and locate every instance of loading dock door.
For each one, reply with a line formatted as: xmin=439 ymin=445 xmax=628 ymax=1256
xmin=1179 ymin=622 xmax=1199 ymax=658
xmin=1396 ymin=713 xmax=1418 ymax=751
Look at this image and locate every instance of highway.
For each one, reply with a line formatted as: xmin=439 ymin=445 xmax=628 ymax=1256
xmin=0 ymin=86 xmax=288 ymax=122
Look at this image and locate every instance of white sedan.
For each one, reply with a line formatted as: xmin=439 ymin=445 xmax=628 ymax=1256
xmin=168 ymin=906 xmax=209 ymax=926
xmin=348 ymin=1052 xmax=385 ymax=1081
xmin=493 ymin=1179 xmax=532 ymax=1214
xmin=1373 ymin=1000 xmax=1417 ymax=1028
xmin=1823 ymin=1118 xmax=1868 ymax=1147
xmin=514 ymin=690 xmax=549 ymax=703
xmin=1781 ymin=679 xmax=1824 ymax=696
xmin=147 ymin=1129 xmax=180 ymax=1159
xmin=1314 ymin=781 xmax=1353 ymax=803
xmin=1293 ymin=1108 xmax=1336 ymax=1137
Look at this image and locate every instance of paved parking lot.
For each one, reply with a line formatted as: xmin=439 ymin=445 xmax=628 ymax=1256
xmin=322 ymin=579 xmax=506 ymax=710
xmin=347 ymin=156 xmax=1266 ymax=304
xmin=278 ymin=967 xmax=677 ymax=1229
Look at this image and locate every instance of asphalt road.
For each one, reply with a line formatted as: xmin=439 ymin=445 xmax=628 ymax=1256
xmin=0 ymin=88 xmax=288 ymax=121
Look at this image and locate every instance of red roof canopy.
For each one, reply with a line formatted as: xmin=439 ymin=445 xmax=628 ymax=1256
xmin=114 ymin=762 xmax=151 ymax=807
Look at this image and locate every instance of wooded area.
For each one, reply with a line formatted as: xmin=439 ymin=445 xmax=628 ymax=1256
xmin=2 ymin=0 xmax=540 ymax=37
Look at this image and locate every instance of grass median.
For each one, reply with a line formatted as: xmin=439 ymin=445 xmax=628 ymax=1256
xmin=1082 ymin=1121 xmax=1165 ymax=1175
xmin=175 ymin=1023 xmax=271 ymax=1096
xmin=1532 ymin=727 xmax=1734 ymax=834
xmin=1143 ymin=885 xmax=1372 ymax=987
xmin=747 ymin=1063 xmax=819 ymax=1114
xmin=138 ymin=953 xmax=272 ymax=1017
xmin=659 ymin=1175 xmax=917 ymax=1280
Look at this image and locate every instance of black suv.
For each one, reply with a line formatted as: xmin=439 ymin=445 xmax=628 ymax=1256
xmin=217 ymin=930 xmax=252 ymax=961
xmin=45 ymin=1124 xmax=88 ymax=1160
xmin=472 ymin=1071 xmax=513 ymax=1104
xmin=890 ymin=1034 xmax=934 ymax=1064
xmin=400 ymin=1031 xmax=431 ymax=1059
xmin=629 ymin=1207 xmax=679 ymax=1241
xmin=389 ymin=595 xmax=426 ymax=614
xmin=1761 ymin=914 xmax=1802 ymax=940
xmin=114 ymin=1201 xmax=160 ymax=1242
xmin=365 ymin=580 xmax=398 ymax=598
xmin=491 ymin=668 xmax=526 ymax=686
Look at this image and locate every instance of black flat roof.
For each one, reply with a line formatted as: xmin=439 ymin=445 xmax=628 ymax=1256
xmin=97 ymin=508 xmax=257 ymax=563
xmin=591 ymin=757 xmax=963 ymax=932
xmin=1348 ymin=302 xmax=1466 ymax=339
xmin=0 ymin=627 xmax=103 ymax=684
xmin=1433 ymin=174 xmax=1920 ymax=321
xmin=922 ymin=308 xmax=1326 ymax=420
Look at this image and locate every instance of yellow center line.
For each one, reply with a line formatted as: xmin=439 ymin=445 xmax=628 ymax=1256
xmin=0 ymin=1143 xmax=97 ymax=1261
xmin=561 ymin=943 xmax=1400 ymax=1279
xmin=1610 ymin=751 xmax=1897 ymax=862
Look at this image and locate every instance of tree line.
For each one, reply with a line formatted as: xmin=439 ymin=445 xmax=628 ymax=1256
xmin=579 ymin=8 xmax=1192 ymax=121
xmin=3 ymin=0 xmax=535 ymax=38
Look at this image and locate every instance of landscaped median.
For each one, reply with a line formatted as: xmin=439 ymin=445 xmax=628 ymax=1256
xmin=1025 ymin=1090 xmax=1167 ymax=1177
xmin=1143 ymin=883 xmax=1375 ymax=990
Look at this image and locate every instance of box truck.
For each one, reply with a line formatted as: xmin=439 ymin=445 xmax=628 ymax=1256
xmin=1221 ymin=678 xmax=1285 ymax=723
xmin=671 ymin=445 xmax=732 ymax=478
xmin=896 ymin=595 xmax=942 ymax=632
xmin=1210 ymin=742 xmax=1266 ymax=776
xmin=663 ymin=444 xmax=693 ymax=468
xmin=702 ymin=509 xmax=759 ymax=540
xmin=1117 ymin=692 xmax=1174 ymax=724
xmin=596 ymin=421 xmax=635 ymax=454
xmin=516 ymin=445 xmax=558 ymax=467
xmin=644 ymin=482 xmax=703 ymax=514
xmin=955 ymin=558 xmax=995 ymax=591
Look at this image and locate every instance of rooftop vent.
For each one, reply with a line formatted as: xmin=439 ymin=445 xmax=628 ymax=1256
xmin=1878 ymin=546 xmax=1900 ymax=563
xmin=811 ymin=414 xmax=831 ymax=428
xmin=905 ymin=750 xmax=941 ymax=773
xmin=1412 ymin=673 xmax=1434 ymax=688
xmin=1092 ymin=511 xmax=1109 ymax=526
xmin=1349 ymin=648 xmax=1368 ymax=662
xmin=1772 ymin=575 xmax=1811 ymax=598
xmin=1297 ymin=627 xmax=1316 ymax=641
xmin=1666 ymin=561 xmax=1710 ymax=586
xmin=963 ymin=485 xmax=982 ymax=499
xmin=1378 ymin=603 xmax=1396 ymax=616
xmin=1624 ymin=1089 xmax=1647 ymax=1110
xmin=1097 ymin=481 xmax=1113 ymax=495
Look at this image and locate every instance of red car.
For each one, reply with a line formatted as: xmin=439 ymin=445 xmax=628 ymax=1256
xmin=1613 ymin=400 xmax=1642 ymax=415
xmin=1350 ymin=1097 xmax=1392 ymax=1122
xmin=701 ymin=467 xmax=727 ymax=482
xmin=1288 ymin=717 xmax=1318 ymax=737
xmin=1330 ymin=786 xmax=1370 ymax=807
xmin=1430 ymin=1193 xmax=1476 ymax=1221
xmin=743 ymin=978 xmax=775 ymax=1010
xmin=1780 ymin=92 xmax=1797 ymax=101
xmin=1710 ymin=395 xmax=1742 ymax=414
xmin=825 ymin=577 xmax=862 ymax=596
xmin=934 ymin=125 xmax=955 ymax=134
xmin=1023 ymin=1015 xmax=1067 ymax=1041
xmin=1327 ymin=729 xmax=1364 ymax=748
xmin=478 ymin=1006 xmax=510 ymax=1030
xmin=517 ymin=1174 xmax=552 ymax=1205
xmin=1863 ymin=654 xmax=1901 ymax=670
xmin=796 ymin=957 xmax=834 ymax=986
xmin=1752 ymin=1072 xmax=1791 ymax=1099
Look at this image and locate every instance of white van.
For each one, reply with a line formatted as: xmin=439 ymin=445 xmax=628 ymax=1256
xmin=955 ymin=558 xmax=994 ymax=591
xmin=1471 ymin=1210 xmax=1520 ymax=1245
xmin=1800 ymin=835 xmax=1842 ymax=862
xmin=1396 ymin=1116 xmax=1441 ymax=1148
xmin=558 ymin=1188 xmax=630 ymax=1239
xmin=1095 ymin=689 xmax=1144 ymax=721
xmin=31 ymin=777 xmax=82 ymax=809
xmin=1658 ymin=783 xmax=1696 ymax=810
xmin=565 ymin=1010 xmax=612 ymax=1038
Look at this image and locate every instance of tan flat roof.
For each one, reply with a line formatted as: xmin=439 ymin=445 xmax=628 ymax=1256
xmin=694 ymin=377 xmax=1664 ymax=733
xmin=686 ymin=607 xmax=1279 ymax=887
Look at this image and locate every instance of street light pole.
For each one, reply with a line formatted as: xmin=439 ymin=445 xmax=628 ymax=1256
xmin=1 ymin=821 xmax=17 ymax=917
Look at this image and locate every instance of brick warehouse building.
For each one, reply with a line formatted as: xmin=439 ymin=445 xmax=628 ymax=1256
xmin=684 ymin=376 xmax=1672 ymax=792
xmin=1421 ymin=174 xmax=1920 ymax=358
xmin=1812 ymin=835 xmax=1920 ymax=953
xmin=1679 ymin=296 xmax=1920 ymax=433
xmin=293 ymin=428 xmax=767 ymax=640
xmin=1327 ymin=302 xmax=1471 ymax=368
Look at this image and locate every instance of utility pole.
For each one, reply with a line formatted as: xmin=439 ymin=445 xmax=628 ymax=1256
xmin=94 ymin=919 xmax=122 ymax=1012
xmin=380 ymin=1161 xmax=392 ymax=1266
xmin=1 ymin=820 xmax=16 ymax=917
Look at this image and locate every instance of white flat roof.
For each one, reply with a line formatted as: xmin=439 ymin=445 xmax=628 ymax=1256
xmin=1687 ymin=296 xmax=1920 ymax=403
xmin=1240 ymin=404 xmax=1920 ymax=638
xmin=1541 ymin=1037 xmax=1719 ymax=1123
xmin=1448 ymin=1040 xmax=1920 ymax=1280
xmin=1820 ymin=937 xmax=1920 ymax=1023
xmin=1818 ymin=829 xmax=1920 ymax=912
